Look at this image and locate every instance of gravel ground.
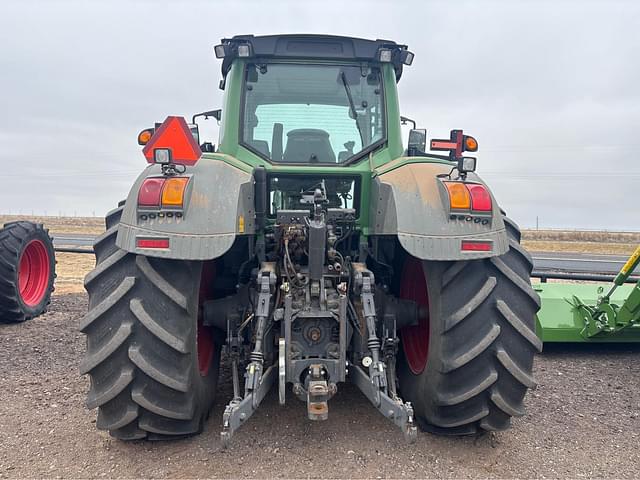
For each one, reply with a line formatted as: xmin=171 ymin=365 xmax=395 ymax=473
xmin=1 ymin=294 xmax=640 ymax=479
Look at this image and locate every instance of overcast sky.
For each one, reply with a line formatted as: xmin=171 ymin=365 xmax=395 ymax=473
xmin=1 ymin=0 xmax=638 ymax=230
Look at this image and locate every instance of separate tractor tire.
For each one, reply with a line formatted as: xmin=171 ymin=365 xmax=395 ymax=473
xmin=397 ymin=214 xmax=542 ymax=434
xmin=81 ymin=203 xmax=220 ymax=440
xmin=0 ymin=221 xmax=56 ymax=323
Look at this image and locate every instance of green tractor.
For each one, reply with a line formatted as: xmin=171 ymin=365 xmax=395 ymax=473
xmin=80 ymin=35 xmax=541 ymax=445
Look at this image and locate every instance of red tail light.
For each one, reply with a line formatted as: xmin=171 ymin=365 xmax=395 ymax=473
xmin=138 ymin=178 xmax=165 ymax=207
xmin=467 ymin=184 xmax=492 ymax=212
xmin=137 ymin=238 xmax=170 ymax=249
xmin=461 ymin=240 xmax=493 ymax=252
xmin=443 ymin=181 xmax=492 ymax=213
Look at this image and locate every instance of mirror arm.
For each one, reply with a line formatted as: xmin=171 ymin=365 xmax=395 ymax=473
xmin=400 ymin=116 xmax=417 ymax=129
xmin=192 ymin=109 xmax=222 ymax=124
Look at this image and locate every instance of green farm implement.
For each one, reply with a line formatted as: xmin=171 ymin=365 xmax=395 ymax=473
xmin=536 ymin=245 xmax=640 ymax=342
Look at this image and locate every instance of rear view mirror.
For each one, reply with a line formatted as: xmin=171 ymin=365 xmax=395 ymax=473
xmin=192 ymin=109 xmax=222 ymax=123
xmin=407 ymin=129 xmax=426 ymax=156
xmin=188 ymin=124 xmax=200 ymax=145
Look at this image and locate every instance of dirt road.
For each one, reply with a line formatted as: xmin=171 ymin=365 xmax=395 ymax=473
xmin=1 ymin=294 xmax=639 ymax=479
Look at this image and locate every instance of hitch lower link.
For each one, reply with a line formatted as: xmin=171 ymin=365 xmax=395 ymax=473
xmin=220 ymin=267 xmax=276 ymax=449
xmin=351 ymin=267 xmax=417 ymax=443
xmin=220 ymin=264 xmax=417 ymax=447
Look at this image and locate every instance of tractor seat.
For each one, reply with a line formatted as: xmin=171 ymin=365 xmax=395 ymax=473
xmin=247 ymin=139 xmax=270 ymax=157
xmin=282 ymin=129 xmax=336 ymax=163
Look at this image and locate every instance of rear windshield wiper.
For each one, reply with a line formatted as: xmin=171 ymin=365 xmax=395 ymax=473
xmin=340 ymin=71 xmax=364 ymax=145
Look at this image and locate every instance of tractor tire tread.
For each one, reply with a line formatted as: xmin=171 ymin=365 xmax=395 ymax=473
xmin=399 ymin=213 xmax=541 ymax=434
xmin=136 ymin=256 xmax=188 ymax=310
xmin=130 ymin=298 xmax=188 ymax=353
xmin=489 ymin=256 xmax=541 ymax=308
xmin=79 ymin=320 xmax=133 ymax=374
xmin=435 ymin=370 xmax=498 ymax=406
xmin=81 ymin=202 xmax=218 ymax=440
xmin=442 ymin=324 xmax=500 ymax=373
xmin=97 ymin=403 xmax=139 ymax=431
xmin=444 ymin=275 xmax=497 ymax=332
xmin=496 ymin=299 xmax=542 ymax=352
xmin=86 ymin=365 xmax=135 ymax=409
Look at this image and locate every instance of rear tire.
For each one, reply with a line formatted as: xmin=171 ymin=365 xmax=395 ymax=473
xmin=398 ymin=215 xmax=542 ymax=434
xmin=0 ymin=221 xmax=56 ymax=323
xmin=81 ymin=204 xmax=220 ymax=440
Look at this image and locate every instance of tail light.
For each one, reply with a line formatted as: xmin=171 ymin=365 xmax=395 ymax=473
xmin=443 ymin=182 xmax=492 ymax=213
xmin=138 ymin=178 xmax=165 ymax=207
xmin=138 ymin=177 xmax=190 ymax=208
xmin=467 ymin=184 xmax=492 ymax=211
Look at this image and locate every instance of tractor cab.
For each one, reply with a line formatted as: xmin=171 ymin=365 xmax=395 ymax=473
xmin=213 ymin=35 xmax=413 ymax=168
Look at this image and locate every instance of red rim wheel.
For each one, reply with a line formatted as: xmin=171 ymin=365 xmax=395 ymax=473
xmin=197 ymin=321 xmax=214 ymax=376
xmin=18 ymin=239 xmax=51 ymax=307
xmin=400 ymin=257 xmax=430 ymax=375
xmin=197 ymin=262 xmax=216 ymax=376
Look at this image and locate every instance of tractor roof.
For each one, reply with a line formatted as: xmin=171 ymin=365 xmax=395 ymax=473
xmin=215 ymin=34 xmax=413 ymax=82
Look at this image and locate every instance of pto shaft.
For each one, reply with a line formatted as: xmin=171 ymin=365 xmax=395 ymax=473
xmin=605 ymin=245 xmax=640 ymax=300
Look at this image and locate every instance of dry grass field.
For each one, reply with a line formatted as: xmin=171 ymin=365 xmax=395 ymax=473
xmin=0 ymin=215 xmax=105 ymax=236
xmin=1 ymin=215 xmax=637 ymax=294
xmin=521 ymin=229 xmax=640 ymax=256
xmin=52 ymin=252 xmax=96 ymax=295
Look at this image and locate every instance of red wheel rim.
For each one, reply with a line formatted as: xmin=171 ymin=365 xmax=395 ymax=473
xmin=18 ymin=239 xmax=50 ymax=307
xmin=197 ymin=321 xmax=214 ymax=376
xmin=400 ymin=257 xmax=430 ymax=375
xmin=197 ymin=262 xmax=215 ymax=376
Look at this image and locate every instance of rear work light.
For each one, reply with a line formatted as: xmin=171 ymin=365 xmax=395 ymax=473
xmin=443 ymin=182 xmax=492 ymax=213
xmin=138 ymin=177 xmax=190 ymax=209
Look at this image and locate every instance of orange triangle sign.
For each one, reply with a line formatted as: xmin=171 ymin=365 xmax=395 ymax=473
xmin=142 ymin=116 xmax=202 ymax=165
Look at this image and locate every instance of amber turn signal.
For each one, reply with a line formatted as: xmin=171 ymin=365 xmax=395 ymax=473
xmin=444 ymin=182 xmax=471 ymax=210
xmin=161 ymin=177 xmax=190 ymax=207
xmin=464 ymin=135 xmax=478 ymax=152
xmin=138 ymin=128 xmax=155 ymax=145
